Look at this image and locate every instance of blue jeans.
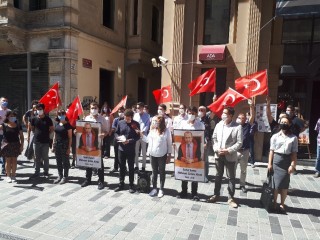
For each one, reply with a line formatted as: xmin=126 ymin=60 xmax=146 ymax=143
xmin=316 ymin=145 xmax=320 ymax=173
xmin=34 ymin=143 xmax=49 ymax=175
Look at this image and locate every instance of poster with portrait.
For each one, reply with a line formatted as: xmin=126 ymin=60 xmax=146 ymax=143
xmin=76 ymin=121 xmax=102 ymax=168
xmin=255 ymin=103 xmax=277 ymax=132
xmin=173 ymin=130 xmax=205 ymax=182
xmin=299 ymin=128 xmax=310 ymax=145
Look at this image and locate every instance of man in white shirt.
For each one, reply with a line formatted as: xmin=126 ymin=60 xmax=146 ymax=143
xmin=81 ymin=102 xmax=109 ymax=190
xmin=173 ymin=104 xmax=188 ymax=130
xmin=208 ymin=107 xmax=243 ymax=208
xmin=0 ymin=97 xmax=10 ymax=175
xmin=133 ymin=102 xmax=150 ymax=171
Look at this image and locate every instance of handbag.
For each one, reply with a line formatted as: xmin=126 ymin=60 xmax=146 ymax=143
xmin=260 ymin=171 xmax=275 ymax=212
xmin=24 ymin=143 xmax=34 ymax=160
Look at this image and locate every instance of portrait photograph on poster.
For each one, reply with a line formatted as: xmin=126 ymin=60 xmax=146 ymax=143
xmin=76 ymin=121 xmax=102 ymax=168
xmin=173 ymin=129 xmax=205 ymax=183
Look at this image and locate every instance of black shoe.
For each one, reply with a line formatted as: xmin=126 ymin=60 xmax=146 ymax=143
xmin=1 ymin=169 xmax=5 ymax=175
xmin=192 ymin=195 xmax=200 ymax=201
xmin=97 ymin=182 xmax=104 ymax=190
xmin=110 ymin=168 xmax=119 ymax=173
xmin=176 ymin=191 xmax=188 ymax=199
xmin=114 ymin=185 xmax=124 ymax=192
xmin=134 ymin=167 xmax=139 ymax=173
xmin=129 ymin=186 xmax=135 ymax=194
xmin=81 ymin=180 xmax=91 ymax=187
xmin=43 ymin=172 xmax=49 ymax=179
xmin=93 ymin=169 xmax=98 ymax=176
xmin=141 ymin=167 xmax=145 ymax=172
xmin=70 ymin=165 xmax=75 ymax=169
xmin=240 ymin=186 xmax=247 ymax=193
xmin=29 ymin=174 xmax=40 ymax=180
xmin=277 ymin=205 xmax=287 ymax=215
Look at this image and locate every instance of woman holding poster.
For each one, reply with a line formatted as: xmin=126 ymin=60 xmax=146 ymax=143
xmin=142 ymin=115 xmax=172 ymax=198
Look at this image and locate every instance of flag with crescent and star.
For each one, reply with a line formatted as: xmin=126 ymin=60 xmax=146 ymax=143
xmin=66 ymin=96 xmax=83 ymax=127
xmin=188 ymin=68 xmax=216 ymax=96
xmin=207 ymin=87 xmax=247 ymax=117
xmin=39 ymin=82 xmax=62 ymax=113
xmin=152 ymin=85 xmax=172 ymax=105
xmin=111 ymin=95 xmax=127 ymax=115
xmin=234 ymin=69 xmax=268 ymax=99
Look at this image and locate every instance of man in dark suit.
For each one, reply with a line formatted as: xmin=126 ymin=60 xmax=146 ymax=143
xmin=79 ymin=122 xmax=99 ymax=151
xmin=114 ymin=109 xmax=140 ymax=193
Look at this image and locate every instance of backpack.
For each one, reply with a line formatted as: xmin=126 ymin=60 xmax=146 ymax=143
xmin=136 ymin=171 xmax=151 ymax=193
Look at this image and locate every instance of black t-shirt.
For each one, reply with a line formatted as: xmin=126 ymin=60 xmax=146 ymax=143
xmin=31 ymin=116 xmax=53 ymax=144
xmin=2 ymin=123 xmax=22 ymax=143
xmin=55 ymin=122 xmax=72 ymax=142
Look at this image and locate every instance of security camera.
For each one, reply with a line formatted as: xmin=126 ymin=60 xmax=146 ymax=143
xmin=158 ymin=56 xmax=168 ymax=65
xmin=151 ymin=58 xmax=158 ymax=67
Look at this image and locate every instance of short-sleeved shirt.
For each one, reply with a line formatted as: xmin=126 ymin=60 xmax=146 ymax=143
xmin=55 ymin=122 xmax=72 ymax=142
xmin=2 ymin=123 xmax=22 ymax=142
xmin=31 ymin=116 xmax=53 ymax=144
xmin=270 ymin=131 xmax=298 ymax=155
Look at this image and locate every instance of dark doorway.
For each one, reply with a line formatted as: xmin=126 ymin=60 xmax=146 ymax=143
xmin=138 ymin=77 xmax=147 ymax=103
xmin=99 ymin=69 xmax=114 ymax=108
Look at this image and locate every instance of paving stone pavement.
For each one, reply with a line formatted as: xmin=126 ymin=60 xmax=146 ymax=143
xmin=0 ymin=136 xmax=319 ymax=239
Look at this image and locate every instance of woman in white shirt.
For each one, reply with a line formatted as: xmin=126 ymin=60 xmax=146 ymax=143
xmin=268 ymin=115 xmax=298 ymax=214
xmin=142 ymin=115 xmax=172 ymax=198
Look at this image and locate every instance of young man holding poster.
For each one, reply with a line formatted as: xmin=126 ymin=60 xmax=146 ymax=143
xmin=176 ymin=106 xmax=205 ymax=201
xmin=80 ymin=102 xmax=108 ymax=190
xmin=208 ymin=107 xmax=242 ymax=208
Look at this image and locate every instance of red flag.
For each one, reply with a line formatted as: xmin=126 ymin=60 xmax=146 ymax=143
xmin=39 ymin=82 xmax=62 ymax=113
xmin=111 ymin=95 xmax=127 ymax=115
xmin=152 ymin=85 xmax=172 ymax=105
xmin=188 ymin=69 xmax=216 ymax=96
xmin=66 ymin=96 xmax=83 ymax=127
xmin=207 ymin=88 xmax=247 ymax=117
xmin=235 ymin=69 xmax=268 ymax=98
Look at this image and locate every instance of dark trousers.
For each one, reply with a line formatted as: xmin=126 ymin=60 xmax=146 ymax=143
xmin=55 ymin=141 xmax=70 ymax=178
xmin=103 ymin=135 xmax=112 ymax=157
xmin=150 ymin=155 xmax=167 ymax=189
xmin=214 ymin=156 xmax=236 ymax=199
xmin=85 ymin=161 xmax=104 ymax=183
xmin=118 ymin=149 xmax=135 ymax=186
xmin=113 ymin=141 xmax=120 ymax=170
xmin=181 ymin=181 xmax=198 ymax=195
xmin=249 ymin=139 xmax=255 ymax=164
xmin=0 ymin=134 xmax=5 ymax=172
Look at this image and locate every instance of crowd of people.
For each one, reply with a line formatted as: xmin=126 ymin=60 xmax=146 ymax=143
xmin=0 ymin=95 xmax=318 ymax=214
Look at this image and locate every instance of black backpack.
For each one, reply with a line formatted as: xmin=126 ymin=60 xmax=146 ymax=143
xmin=137 ymin=171 xmax=151 ymax=193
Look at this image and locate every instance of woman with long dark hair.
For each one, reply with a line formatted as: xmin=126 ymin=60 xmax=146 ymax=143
xmin=268 ymin=115 xmax=298 ymax=214
xmin=0 ymin=111 xmax=24 ymax=183
xmin=52 ymin=109 xmax=72 ymax=184
xmin=142 ymin=115 xmax=172 ymax=198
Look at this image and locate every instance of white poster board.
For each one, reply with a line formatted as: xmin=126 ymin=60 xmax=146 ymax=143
xmin=173 ymin=130 xmax=205 ymax=183
xmin=76 ymin=121 xmax=102 ymax=168
xmin=255 ymin=103 xmax=277 ymax=132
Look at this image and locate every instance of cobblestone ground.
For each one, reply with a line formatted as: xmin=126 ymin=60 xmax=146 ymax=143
xmin=0 ymin=137 xmax=319 ymax=240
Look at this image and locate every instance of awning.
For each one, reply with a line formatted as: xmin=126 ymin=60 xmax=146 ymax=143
xmin=199 ymin=45 xmax=226 ymax=62
xmin=276 ymin=0 xmax=320 ymax=17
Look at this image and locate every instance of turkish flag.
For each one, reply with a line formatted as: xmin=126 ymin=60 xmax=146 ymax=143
xmin=152 ymin=85 xmax=172 ymax=105
xmin=39 ymin=82 xmax=62 ymax=113
xmin=235 ymin=69 xmax=268 ymax=98
xmin=111 ymin=95 xmax=127 ymax=115
xmin=207 ymin=87 xmax=247 ymax=117
xmin=188 ymin=69 xmax=216 ymax=96
xmin=66 ymin=96 xmax=83 ymax=127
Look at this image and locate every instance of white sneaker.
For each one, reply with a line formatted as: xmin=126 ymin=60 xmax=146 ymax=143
xmin=158 ymin=190 xmax=164 ymax=198
xmin=6 ymin=177 xmax=12 ymax=183
xmin=149 ymin=188 xmax=158 ymax=197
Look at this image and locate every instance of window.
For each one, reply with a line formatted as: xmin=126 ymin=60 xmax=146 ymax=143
xmin=29 ymin=0 xmax=46 ymax=11
xmin=132 ymin=0 xmax=138 ymax=35
xmin=103 ymin=0 xmax=115 ymax=29
xmin=282 ymin=18 xmax=313 ymax=43
xmin=203 ymin=0 xmax=230 ymax=45
xmin=151 ymin=6 xmax=160 ymax=42
xmin=13 ymin=0 xmax=20 ymax=9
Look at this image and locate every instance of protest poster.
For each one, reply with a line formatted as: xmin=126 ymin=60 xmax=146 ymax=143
xmin=173 ymin=129 xmax=205 ymax=182
xmin=76 ymin=121 xmax=102 ymax=168
xmin=255 ymin=103 xmax=277 ymax=132
xmin=299 ymin=128 xmax=310 ymax=144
